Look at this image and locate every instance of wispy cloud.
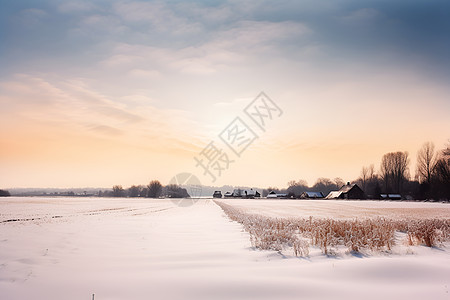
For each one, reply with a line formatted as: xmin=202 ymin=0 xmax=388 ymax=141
xmin=0 ymin=74 xmax=204 ymax=153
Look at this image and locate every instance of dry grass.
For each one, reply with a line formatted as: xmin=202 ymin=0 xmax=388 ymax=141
xmin=215 ymin=201 xmax=450 ymax=257
xmin=406 ymin=219 xmax=450 ymax=247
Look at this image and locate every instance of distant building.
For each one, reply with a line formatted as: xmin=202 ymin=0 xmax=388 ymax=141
xmin=223 ymin=189 xmax=261 ymax=198
xmin=224 ymin=191 xmax=233 ymax=198
xmin=242 ymin=189 xmax=261 ymax=198
xmin=325 ymin=183 xmax=365 ymax=200
xmin=300 ymin=191 xmax=324 ymax=199
xmin=267 ymin=191 xmax=287 ymax=199
xmin=380 ymin=194 xmax=402 ymax=200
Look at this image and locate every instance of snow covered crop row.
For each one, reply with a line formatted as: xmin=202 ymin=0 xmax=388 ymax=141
xmin=215 ymin=201 xmax=450 ymax=256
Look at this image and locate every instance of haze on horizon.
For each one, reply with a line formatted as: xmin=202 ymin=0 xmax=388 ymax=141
xmin=1 ymin=0 xmax=449 ymax=189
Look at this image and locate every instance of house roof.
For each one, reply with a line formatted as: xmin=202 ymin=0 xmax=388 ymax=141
xmin=326 ymin=183 xmax=364 ymax=199
xmin=388 ymin=194 xmax=401 ymax=198
xmin=303 ymin=191 xmax=323 ymax=197
xmin=243 ymin=189 xmax=257 ymax=196
xmin=325 ymin=191 xmax=342 ymax=199
xmin=339 ymin=183 xmax=357 ymax=193
xmin=381 ymin=194 xmax=401 ymax=199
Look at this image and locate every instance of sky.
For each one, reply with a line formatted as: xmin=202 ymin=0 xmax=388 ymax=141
xmin=1 ymin=0 xmax=450 ymax=189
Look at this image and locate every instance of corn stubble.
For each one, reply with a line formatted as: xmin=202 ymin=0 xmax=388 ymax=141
xmin=215 ymin=201 xmax=450 ymax=257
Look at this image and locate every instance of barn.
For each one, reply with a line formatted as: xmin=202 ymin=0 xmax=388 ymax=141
xmin=325 ymin=183 xmax=365 ymax=200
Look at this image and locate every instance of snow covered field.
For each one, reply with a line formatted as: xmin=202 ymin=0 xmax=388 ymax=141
xmin=220 ymin=199 xmax=450 ymax=219
xmin=1 ymin=197 xmax=449 ymax=300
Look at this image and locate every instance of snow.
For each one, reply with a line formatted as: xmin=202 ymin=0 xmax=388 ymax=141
xmin=1 ymin=197 xmax=449 ymax=300
xmin=324 ymin=191 xmax=342 ymax=199
xmin=221 ymin=198 xmax=450 ymax=219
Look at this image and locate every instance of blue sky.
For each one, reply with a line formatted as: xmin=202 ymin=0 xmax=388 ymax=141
xmin=2 ymin=0 xmax=450 ymax=76
xmin=1 ymin=0 xmax=449 ymax=188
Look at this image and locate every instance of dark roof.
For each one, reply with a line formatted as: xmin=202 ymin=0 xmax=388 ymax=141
xmin=325 ymin=183 xmax=363 ymax=199
xmin=339 ymin=183 xmax=360 ymax=193
xmin=302 ymin=191 xmax=324 ymax=198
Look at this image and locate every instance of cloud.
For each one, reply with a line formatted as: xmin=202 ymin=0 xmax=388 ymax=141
xmin=112 ymin=1 xmax=204 ymax=36
xmin=340 ymin=8 xmax=380 ymax=22
xmin=127 ymin=69 xmax=161 ymax=80
xmin=15 ymin=8 xmax=48 ymax=27
xmin=0 ymin=74 xmax=204 ymax=153
xmin=58 ymin=2 xmax=96 ymax=13
xmin=95 ymin=17 xmax=311 ymax=76
xmin=220 ymin=20 xmax=311 ymax=47
xmin=214 ymin=97 xmax=253 ymax=108
xmin=87 ymin=124 xmax=123 ymax=136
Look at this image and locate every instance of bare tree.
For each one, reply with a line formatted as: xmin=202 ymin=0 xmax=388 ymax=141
xmin=334 ymin=177 xmax=345 ymax=189
xmin=287 ymin=180 xmax=297 ymax=188
xmin=112 ymin=185 xmax=125 ymax=197
xmin=416 ymin=142 xmax=437 ymax=185
xmin=360 ymin=164 xmax=375 ymax=193
xmin=432 ymin=141 xmax=450 ymax=200
xmin=128 ymin=185 xmax=140 ymax=197
xmin=139 ymin=186 xmax=148 ymax=197
xmin=164 ymin=184 xmax=190 ymax=198
xmin=312 ymin=178 xmax=336 ymax=196
xmin=286 ymin=179 xmax=309 ymax=197
xmin=147 ymin=180 xmax=162 ymax=198
xmin=368 ymin=164 xmax=376 ymax=181
xmin=380 ymin=151 xmax=410 ymax=194
xmin=360 ymin=166 xmax=369 ymax=192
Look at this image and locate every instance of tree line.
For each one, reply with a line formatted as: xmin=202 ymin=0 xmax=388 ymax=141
xmin=100 ymin=180 xmax=190 ymax=198
xmin=0 ymin=189 xmax=11 ymax=197
xmin=283 ymin=141 xmax=450 ymax=200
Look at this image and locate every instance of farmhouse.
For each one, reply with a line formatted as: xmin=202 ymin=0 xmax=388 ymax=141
xmin=223 ymin=189 xmax=261 ymax=198
xmin=300 ymin=191 xmax=324 ymax=199
xmin=325 ymin=183 xmax=365 ymax=200
xmin=243 ymin=189 xmax=261 ymax=198
xmin=267 ymin=191 xmax=288 ymax=198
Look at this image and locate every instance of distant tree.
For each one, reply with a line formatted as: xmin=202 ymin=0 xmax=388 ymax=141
xmin=373 ymin=182 xmax=382 ymax=199
xmin=334 ymin=177 xmax=345 ymax=189
xmin=147 ymin=180 xmax=162 ymax=198
xmin=112 ymin=185 xmax=125 ymax=197
xmin=263 ymin=187 xmax=281 ymax=197
xmin=101 ymin=189 xmax=113 ymax=197
xmin=312 ymin=178 xmax=336 ymax=196
xmin=432 ymin=142 xmax=450 ymax=200
xmin=0 ymin=189 xmax=11 ymax=197
xmin=286 ymin=179 xmax=309 ymax=197
xmin=287 ymin=180 xmax=296 ymax=188
xmin=380 ymin=151 xmax=410 ymax=194
xmin=416 ymin=142 xmax=437 ymax=185
xmin=139 ymin=186 xmax=148 ymax=197
xmin=359 ymin=164 xmax=375 ymax=193
xmin=164 ymin=184 xmax=190 ymax=198
xmin=128 ymin=185 xmax=140 ymax=197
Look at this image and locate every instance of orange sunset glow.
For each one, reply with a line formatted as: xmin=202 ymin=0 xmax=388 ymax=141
xmin=1 ymin=1 xmax=449 ymax=190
